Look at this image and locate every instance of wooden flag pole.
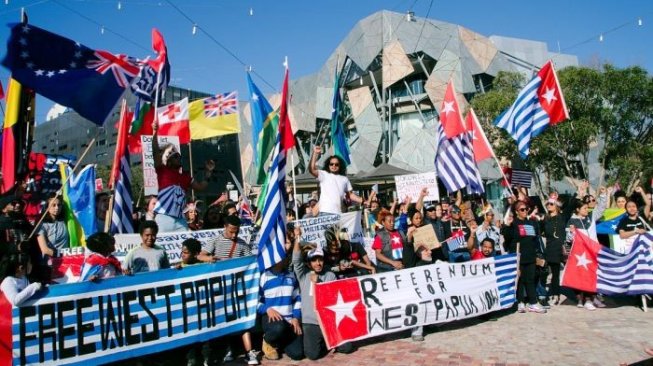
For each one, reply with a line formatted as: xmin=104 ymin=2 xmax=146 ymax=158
xmin=188 ymin=141 xmax=195 ymax=202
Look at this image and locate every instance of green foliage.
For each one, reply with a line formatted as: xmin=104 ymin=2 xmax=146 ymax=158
xmin=94 ymin=162 xmax=145 ymax=206
xmin=470 ymin=64 xmax=653 ymax=194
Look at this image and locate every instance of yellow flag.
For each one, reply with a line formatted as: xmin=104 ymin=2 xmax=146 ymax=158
xmin=189 ymin=91 xmax=240 ymax=140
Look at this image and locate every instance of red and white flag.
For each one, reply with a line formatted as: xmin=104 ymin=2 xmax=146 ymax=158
xmin=561 ymin=230 xmax=602 ymax=292
xmin=156 ymin=97 xmax=190 ymax=143
xmin=439 ymin=80 xmax=466 ymax=139
xmin=465 ymin=108 xmax=494 ymax=162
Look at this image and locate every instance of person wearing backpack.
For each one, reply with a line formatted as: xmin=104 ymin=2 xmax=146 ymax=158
xmin=372 ymin=209 xmax=411 ymax=272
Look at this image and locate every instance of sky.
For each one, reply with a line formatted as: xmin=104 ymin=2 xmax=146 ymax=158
xmin=0 ymin=0 xmax=651 ymax=123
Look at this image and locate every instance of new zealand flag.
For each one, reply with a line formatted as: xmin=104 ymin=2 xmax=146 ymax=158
xmin=2 ymin=22 xmax=141 ymax=125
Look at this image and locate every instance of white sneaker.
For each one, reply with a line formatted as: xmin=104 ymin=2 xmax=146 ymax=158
xmin=584 ymin=301 xmax=597 ymax=311
xmin=246 ymin=350 xmax=259 ymax=365
xmin=223 ymin=350 xmax=234 ymax=363
xmin=517 ymin=303 xmax=526 ymax=313
xmin=528 ymin=303 xmax=547 ymax=314
xmin=593 ymin=297 xmax=607 ymax=308
xmin=577 ymin=301 xmax=584 ymax=308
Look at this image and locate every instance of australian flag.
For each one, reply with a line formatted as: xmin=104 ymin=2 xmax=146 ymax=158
xmin=2 ymin=22 xmax=141 ymax=125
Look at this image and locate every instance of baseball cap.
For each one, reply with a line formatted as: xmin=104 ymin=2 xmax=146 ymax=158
xmin=449 ymin=204 xmax=461 ymax=214
xmin=307 ymin=247 xmax=324 ymax=260
xmin=424 ymin=203 xmax=436 ymax=211
xmin=441 ymin=196 xmax=451 ymax=204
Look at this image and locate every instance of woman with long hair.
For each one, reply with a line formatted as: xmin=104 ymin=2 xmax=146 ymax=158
xmin=541 ymin=195 xmax=566 ymax=305
xmin=35 ymin=195 xmax=69 ymax=283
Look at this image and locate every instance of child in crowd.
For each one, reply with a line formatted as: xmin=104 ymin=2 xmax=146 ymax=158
xmin=177 ymin=238 xmax=201 ymax=269
xmin=124 ymin=220 xmax=170 ymax=274
xmin=80 ymin=232 xmax=122 ymax=281
xmin=258 ymin=238 xmax=303 ymax=361
xmin=0 ymin=251 xmax=42 ymax=306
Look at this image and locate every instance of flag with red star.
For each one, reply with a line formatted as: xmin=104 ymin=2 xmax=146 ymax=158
xmin=439 ymin=80 xmax=466 ymax=139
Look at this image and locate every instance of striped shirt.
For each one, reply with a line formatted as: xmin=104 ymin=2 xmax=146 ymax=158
xmin=258 ymin=270 xmax=301 ymax=321
xmin=202 ymin=232 xmax=252 ymax=259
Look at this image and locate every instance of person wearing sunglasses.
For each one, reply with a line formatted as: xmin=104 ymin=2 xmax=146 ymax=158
xmin=566 ymin=186 xmax=608 ymax=310
xmin=502 ymin=201 xmax=547 ymax=314
xmin=309 ymin=146 xmax=362 ymax=215
xmin=541 ymin=195 xmax=566 ymax=306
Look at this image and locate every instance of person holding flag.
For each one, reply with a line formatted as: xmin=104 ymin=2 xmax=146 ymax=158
xmin=150 ymin=121 xmax=215 ymax=232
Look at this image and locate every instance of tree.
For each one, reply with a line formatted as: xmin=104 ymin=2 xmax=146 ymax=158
xmin=94 ymin=161 xmax=145 ymax=208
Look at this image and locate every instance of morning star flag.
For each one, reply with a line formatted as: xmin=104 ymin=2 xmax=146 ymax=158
xmin=2 ymin=22 xmax=142 ymax=125
xmin=314 ymin=254 xmax=518 ymax=348
xmin=561 ymin=231 xmax=653 ymax=295
xmin=189 ymin=91 xmax=240 ymax=139
xmin=247 ymin=73 xmax=279 ymax=184
xmin=435 ymin=123 xmax=467 ymax=193
xmin=257 ymin=68 xmax=293 ymax=271
xmin=461 ymin=133 xmax=484 ymax=194
xmin=156 ymin=97 xmax=190 ymax=143
xmin=60 ymin=164 xmax=97 ymax=245
xmin=110 ymin=101 xmax=134 ymax=234
xmin=330 ymin=67 xmax=351 ymax=165
xmin=494 ymin=61 xmax=569 ymax=157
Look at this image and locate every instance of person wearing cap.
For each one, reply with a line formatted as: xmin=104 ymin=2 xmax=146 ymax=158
xmin=541 ymin=194 xmax=566 ymax=306
xmin=442 ymin=204 xmax=471 ymax=243
xmin=151 ymin=121 xmax=215 ymax=233
xmin=291 ymin=225 xmax=353 ymax=359
xmin=309 ymin=146 xmax=362 ymax=215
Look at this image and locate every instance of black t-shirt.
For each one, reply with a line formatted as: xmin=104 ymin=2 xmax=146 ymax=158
xmin=617 ymin=216 xmax=646 ymax=233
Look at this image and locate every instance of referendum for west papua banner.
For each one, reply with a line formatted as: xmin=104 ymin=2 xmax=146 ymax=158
xmin=0 ymin=256 xmax=259 ymax=366
xmin=314 ymin=254 xmax=518 ymax=348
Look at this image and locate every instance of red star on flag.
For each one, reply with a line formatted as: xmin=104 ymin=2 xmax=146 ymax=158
xmin=315 ymin=278 xmax=368 ymax=349
xmin=561 ymin=231 xmax=601 ymax=292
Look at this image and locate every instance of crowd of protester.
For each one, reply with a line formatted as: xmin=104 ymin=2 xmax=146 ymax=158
xmin=1 ymin=150 xmax=653 ymax=365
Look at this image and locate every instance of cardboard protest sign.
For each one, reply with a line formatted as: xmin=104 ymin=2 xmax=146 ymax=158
xmin=141 ymin=135 xmax=181 ymax=195
xmin=412 ymin=225 xmax=440 ymax=250
xmin=315 ymin=254 xmax=518 ymax=348
xmin=394 ymin=172 xmax=439 ymax=203
xmin=1 ymin=257 xmax=259 ymax=366
xmin=294 ymin=212 xmax=365 ymax=248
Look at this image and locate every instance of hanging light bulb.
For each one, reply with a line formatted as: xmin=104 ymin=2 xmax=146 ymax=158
xmin=249 ymin=7 xmax=253 ymax=16
xmin=192 ymin=24 xmax=197 ymax=35
xmin=638 ymin=17 xmax=643 ymax=26
xmin=117 ymin=1 xmax=122 ymax=10
xmin=599 ymin=33 xmax=603 ymax=42
xmin=100 ymin=25 xmax=105 ymax=35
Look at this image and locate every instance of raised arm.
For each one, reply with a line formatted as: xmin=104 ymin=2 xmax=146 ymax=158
xmin=152 ymin=122 xmax=163 ymax=169
xmin=415 ymin=187 xmax=428 ymax=213
xmin=309 ymin=146 xmax=321 ymax=178
xmin=191 ymin=160 xmax=215 ymax=191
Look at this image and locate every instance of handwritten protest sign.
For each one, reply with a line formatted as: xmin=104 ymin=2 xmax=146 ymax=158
xmin=141 ymin=135 xmax=181 ymax=195
xmin=339 ymin=211 xmax=364 ymax=244
xmin=394 ymin=172 xmax=439 ymax=203
xmin=412 ymin=225 xmax=440 ymax=250
xmin=314 ymin=254 xmax=518 ymax=348
xmin=1 ymin=257 xmax=259 ymax=366
xmin=294 ymin=212 xmax=365 ymax=248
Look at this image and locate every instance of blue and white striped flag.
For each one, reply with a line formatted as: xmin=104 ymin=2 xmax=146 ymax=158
xmin=110 ymin=150 xmax=134 ymax=234
xmin=461 ymin=132 xmax=484 ymax=194
xmin=257 ymin=133 xmax=287 ymax=271
xmin=435 ymin=124 xmax=467 ymax=193
xmin=495 ymin=253 xmax=519 ymax=308
xmin=597 ymin=233 xmax=653 ymax=295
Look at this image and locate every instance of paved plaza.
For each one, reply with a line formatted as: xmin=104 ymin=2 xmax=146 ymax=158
xmin=221 ymin=296 xmax=653 ymax=366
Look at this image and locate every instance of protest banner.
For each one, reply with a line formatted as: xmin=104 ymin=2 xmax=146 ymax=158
xmin=141 ymin=135 xmax=181 ymax=195
xmin=394 ymin=172 xmax=439 ymax=203
xmin=50 ymin=227 xmax=256 ymax=284
xmin=412 ymin=225 xmax=440 ymax=250
xmin=339 ymin=211 xmax=364 ymax=244
xmin=0 ymin=256 xmax=259 ymax=366
xmin=294 ymin=214 xmax=341 ymax=247
xmin=363 ymin=237 xmax=376 ymax=265
xmin=314 ymin=254 xmax=518 ymax=348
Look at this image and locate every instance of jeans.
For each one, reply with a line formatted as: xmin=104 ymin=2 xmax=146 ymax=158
xmin=262 ymin=315 xmax=304 ymax=360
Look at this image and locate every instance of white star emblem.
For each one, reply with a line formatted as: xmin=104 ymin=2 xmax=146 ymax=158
xmin=575 ymin=252 xmax=592 ymax=270
xmin=18 ymin=37 xmax=27 ymax=46
xmin=74 ymin=50 xmax=82 ymax=59
xmin=442 ymin=101 xmax=455 ymax=116
xmin=26 ymin=62 xmax=34 ymax=69
xmin=541 ymin=87 xmax=557 ymax=105
xmin=21 ymin=25 xmax=30 ymax=33
xmin=391 ymin=236 xmax=401 ymax=245
xmin=611 ymin=224 xmax=617 ymax=230
xmin=58 ymin=69 xmax=67 ymax=74
xmin=20 ymin=51 xmax=29 ymax=59
xmin=325 ymin=291 xmax=359 ymax=328
xmin=69 ymin=61 xmax=77 ymax=68
xmin=35 ymin=69 xmax=44 ymax=76
xmin=46 ymin=70 xmax=55 ymax=77
xmin=251 ymin=93 xmax=259 ymax=102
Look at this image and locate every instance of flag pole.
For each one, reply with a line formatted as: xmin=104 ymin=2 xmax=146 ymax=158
xmin=188 ymin=141 xmax=195 ymax=202
xmin=283 ymin=56 xmax=299 ymax=220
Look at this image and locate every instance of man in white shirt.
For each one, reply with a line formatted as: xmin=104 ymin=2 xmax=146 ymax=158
xmin=309 ymin=146 xmax=362 ymax=214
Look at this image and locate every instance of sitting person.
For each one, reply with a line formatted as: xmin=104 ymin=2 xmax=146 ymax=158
xmin=0 ymin=251 xmax=42 ymax=306
xmin=258 ymin=239 xmax=303 ymax=361
xmin=324 ymin=225 xmax=375 ymax=278
xmin=124 ymin=221 xmax=170 ymax=274
xmin=80 ymin=232 xmax=122 ymax=281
